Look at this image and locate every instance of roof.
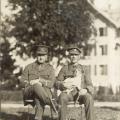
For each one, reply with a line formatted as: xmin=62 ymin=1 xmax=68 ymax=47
xmin=87 ymin=0 xmax=120 ymax=28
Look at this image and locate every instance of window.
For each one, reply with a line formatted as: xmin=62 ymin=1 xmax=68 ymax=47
xmin=99 ymin=45 xmax=108 ymax=55
xmin=99 ymin=27 xmax=107 ymax=36
xmin=99 ymin=65 xmax=107 ymax=75
xmin=94 ymin=65 xmax=97 ymax=75
xmin=117 ymin=29 xmax=120 ymax=37
xmin=88 ymin=65 xmax=91 ymax=75
xmin=86 ymin=48 xmax=91 ymax=56
xmin=94 ymin=45 xmax=97 ymax=56
xmin=84 ymin=46 xmax=91 ymax=56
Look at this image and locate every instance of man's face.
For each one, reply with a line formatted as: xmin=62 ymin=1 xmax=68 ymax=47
xmin=37 ymin=54 xmax=47 ymax=64
xmin=69 ymin=54 xmax=80 ymax=64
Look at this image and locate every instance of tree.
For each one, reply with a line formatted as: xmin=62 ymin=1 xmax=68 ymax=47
xmin=6 ymin=0 xmax=94 ymax=58
xmin=0 ymin=21 xmax=18 ymax=89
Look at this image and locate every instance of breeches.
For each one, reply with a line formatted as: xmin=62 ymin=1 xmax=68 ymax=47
xmin=24 ymin=84 xmax=52 ymax=120
xmin=24 ymin=84 xmax=52 ymax=105
xmin=58 ymin=92 xmax=94 ymax=120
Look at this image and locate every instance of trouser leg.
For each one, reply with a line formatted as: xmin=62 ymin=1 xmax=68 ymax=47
xmin=58 ymin=92 xmax=73 ymax=120
xmin=24 ymin=84 xmax=53 ymax=120
xmin=34 ymin=98 xmax=44 ymax=120
xmin=33 ymin=84 xmax=51 ymax=105
xmin=32 ymin=84 xmax=52 ymax=120
xmin=78 ymin=93 xmax=94 ymax=120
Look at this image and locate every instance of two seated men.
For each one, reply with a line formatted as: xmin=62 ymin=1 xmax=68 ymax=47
xmin=20 ymin=44 xmax=94 ymax=120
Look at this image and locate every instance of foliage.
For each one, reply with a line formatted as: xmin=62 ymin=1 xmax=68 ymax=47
xmin=0 ymin=90 xmax=23 ymax=102
xmin=97 ymin=86 xmax=114 ymax=96
xmin=0 ymin=0 xmax=94 ymax=88
xmin=0 ymin=22 xmax=18 ymax=83
xmin=6 ymin=0 xmax=94 ymax=58
xmin=94 ymin=86 xmax=120 ymax=102
xmin=95 ymin=94 xmax=120 ymax=102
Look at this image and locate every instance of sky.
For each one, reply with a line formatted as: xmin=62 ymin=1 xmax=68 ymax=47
xmin=1 ymin=0 xmax=9 ymax=15
xmin=94 ymin=0 xmax=120 ymax=10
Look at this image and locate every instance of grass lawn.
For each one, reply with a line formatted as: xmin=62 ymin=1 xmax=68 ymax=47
xmin=0 ymin=106 xmax=120 ymax=120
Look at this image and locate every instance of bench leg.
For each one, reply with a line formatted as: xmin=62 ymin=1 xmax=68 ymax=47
xmin=27 ymin=105 xmax=30 ymax=120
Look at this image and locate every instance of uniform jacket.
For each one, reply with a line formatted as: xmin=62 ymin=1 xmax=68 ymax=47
xmin=55 ymin=63 xmax=94 ymax=96
xmin=20 ymin=61 xmax=55 ymax=106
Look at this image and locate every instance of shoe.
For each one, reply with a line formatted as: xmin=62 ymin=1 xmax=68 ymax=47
xmin=51 ymin=109 xmax=58 ymax=119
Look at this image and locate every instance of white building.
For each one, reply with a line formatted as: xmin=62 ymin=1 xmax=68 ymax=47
xmin=80 ymin=1 xmax=120 ymax=93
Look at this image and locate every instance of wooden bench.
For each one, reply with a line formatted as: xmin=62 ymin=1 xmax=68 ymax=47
xmin=23 ymin=88 xmax=84 ymax=120
xmin=24 ymin=99 xmax=58 ymax=120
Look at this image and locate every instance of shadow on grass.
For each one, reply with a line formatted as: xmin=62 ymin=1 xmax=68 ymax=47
xmin=0 ymin=112 xmax=21 ymax=120
xmin=0 ymin=112 xmax=54 ymax=120
xmin=101 ymin=106 xmax=120 ymax=111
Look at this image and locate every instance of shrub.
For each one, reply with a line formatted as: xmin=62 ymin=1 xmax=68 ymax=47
xmin=94 ymin=86 xmax=120 ymax=102
xmin=0 ymin=90 xmax=23 ymax=102
xmin=97 ymin=86 xmax=113 ymax=96
xmin=94 ymin=94 xmax=120 ymax=102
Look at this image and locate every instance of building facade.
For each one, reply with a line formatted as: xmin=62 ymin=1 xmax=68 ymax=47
xmin=80 ymin=2 xmax=120 ymax=93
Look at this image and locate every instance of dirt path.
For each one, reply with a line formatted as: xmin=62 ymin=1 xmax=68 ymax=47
xmin=1 ymin=102 xmax=120 ymax=108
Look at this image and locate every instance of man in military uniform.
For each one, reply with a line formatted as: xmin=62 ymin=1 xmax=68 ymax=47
xmin=20 ymin=45 xmax=56 ymax=120
xmin=55 ymin=44 xmax=94 ymax=120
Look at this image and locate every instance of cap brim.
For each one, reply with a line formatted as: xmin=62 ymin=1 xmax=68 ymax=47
xmin=69 ymin=52 xmax=80 ymax=55
xmin=37 ymin=52 xmax=47 ymax=55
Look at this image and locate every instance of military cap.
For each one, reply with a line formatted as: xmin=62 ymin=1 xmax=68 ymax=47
xmin=36 ymin=45 xmax=49 ymax=55
xmin=67 ymin=44 xmax=81 ymax=55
